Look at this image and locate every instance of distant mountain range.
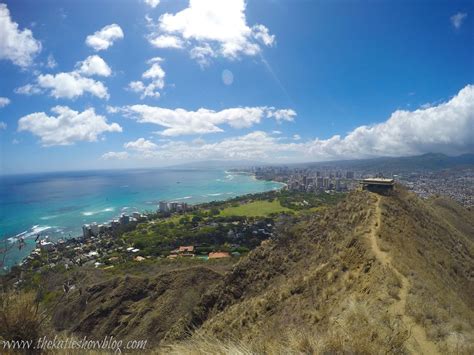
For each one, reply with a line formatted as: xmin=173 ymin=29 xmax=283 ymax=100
xmin=294 ymin=153 xmax=474 ymax=172
xmin=167 ymin=153 xmax=474 ymax=172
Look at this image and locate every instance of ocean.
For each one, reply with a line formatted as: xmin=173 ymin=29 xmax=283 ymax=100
xmin=0 ymin=168 xmax=283 ymax=268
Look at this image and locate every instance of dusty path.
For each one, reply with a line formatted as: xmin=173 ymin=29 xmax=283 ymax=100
xmin=368 ymin=194 xmax=439 ymax=355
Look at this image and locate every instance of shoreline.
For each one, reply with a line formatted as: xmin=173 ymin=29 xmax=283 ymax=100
xmin=2 ymin=177 xmax=285 ymax=270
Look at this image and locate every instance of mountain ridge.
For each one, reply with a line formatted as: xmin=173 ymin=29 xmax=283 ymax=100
xmin=162 ymin=186 xmax=474 ymax=353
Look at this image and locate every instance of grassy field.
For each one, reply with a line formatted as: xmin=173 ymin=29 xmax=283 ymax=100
xmin=219 ymin=200 xmax=290 ymax=217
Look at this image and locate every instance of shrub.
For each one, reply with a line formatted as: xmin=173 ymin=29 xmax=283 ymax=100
xmin=0 ymin=291 xmax=46 ymax=344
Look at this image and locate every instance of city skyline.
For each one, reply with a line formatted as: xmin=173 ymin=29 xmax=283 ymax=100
xmin=0 ymin=0 xmax=473 ymax=174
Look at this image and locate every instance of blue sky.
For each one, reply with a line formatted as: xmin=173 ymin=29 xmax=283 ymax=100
xmin=0 ymin=0 xmax=473 ymax=174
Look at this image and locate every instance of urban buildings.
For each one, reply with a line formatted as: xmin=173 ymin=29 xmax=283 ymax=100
xmin=158 ymin=201 xmax=188 ymax=213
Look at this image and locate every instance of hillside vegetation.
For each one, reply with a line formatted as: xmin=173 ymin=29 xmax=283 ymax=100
xmin=1 ymin=186 xmax=473 ymax=354
xmin=161 ymin=187 xmax=474 ymax=354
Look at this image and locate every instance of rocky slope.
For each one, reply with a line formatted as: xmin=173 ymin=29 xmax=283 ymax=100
xmin=50 ymin=266 xmax=224 ymax=348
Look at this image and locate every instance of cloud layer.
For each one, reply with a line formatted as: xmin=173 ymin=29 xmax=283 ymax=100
xmin=18 ymin=106 xmax=122 ymax=146
xmin=120 ymin=105 xmax=296 ymax=136
xmin=104 ymin=85 xmax=474 ymax=162
xmin=147 ymin=0 xmax=275 ymax=66
xmin=0 ymin=3 xmax=41 ymax=67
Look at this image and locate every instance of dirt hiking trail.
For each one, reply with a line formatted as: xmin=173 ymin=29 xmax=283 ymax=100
xmin=368 ymin=194 xmax=439 ymax=355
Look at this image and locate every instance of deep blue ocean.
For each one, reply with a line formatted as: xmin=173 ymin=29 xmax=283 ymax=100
xmin=0 ymin=168 xmax=283 ymax=268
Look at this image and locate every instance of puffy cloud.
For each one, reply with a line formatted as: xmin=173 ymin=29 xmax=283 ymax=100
xmin=144 ymin=0 xmax=160 ymax=8
xmin=85 ymin=24 xmax=124 ymax=51
xmin=76 ymin=55 xmax=111 ymax=77
xmin=37 ymin=72 xmax=109 ymax=99
xmin=106 ymin=85 xmax=474 ymax=163
xmin=267 ymin=108 xmax=296 ymax=122
xmin=128 ymin=57 xmax=165 ymax=99
xmin=149 ymin=35 xmax=183 ymax=49
xmin=293 ymin=134 xmax=301 ymax=141
xmin=0 ymin=97 xmax=11 ymax=107
xmin=124 ymin=137 xmax=158 ymax=152
xmin=18 ymin=106 xmax=122 ymax=146
xmin=16 ymin=55 xmax=111 ymax=99
xmin=143 ymin=62 xmax=165 ymax=80
xmin=0 ymin=3 xmax=41 ymax=67
xmin=102 ymin=151 xmax=129 ymax=160
xmin=451 ymin=12 xmax=467 ymax=29
xmin=252 ymin=24 xmax=275 ymax=46
xmin=147 ymin=0 xmax=274 ymax=65
xmin=121 ymin=105 xmax=297 ymax=136
xmin=0 ymin=121 xmax=6 ymax=130
xmin=309 ymin=84 xmax=474 ymax=158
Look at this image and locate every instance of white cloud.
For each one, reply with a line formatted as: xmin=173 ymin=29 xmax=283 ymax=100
xmin=147 ymin=0 xmax=275 ymax=65
xmin=121 ymin=105 xmax=296 ymax=136
xmin=106 ymin=105 xmax=119 ymax=114
xmin=0 ymin=3 xmax=41 ymax=67
xmin=0 ymin=121 xmax=6 ymax=130
xmin=46 ymin=54 xmax=57 ymax=69
xmin=251 ymin=24 xmax=275 ymax=46
xmin=37 ymin=72 xmax=109 ymax=99
xmin=451 ymin=12 xmax=467 ymax=29
xmin=102 ymin=151 xmax=129 ymax=160
xmin=128 ymin=57 xmax=166 ymax=99
xmin=106 ymin=85 xmax=474 ymax=163
xmin=14 ymin=83 xmax=43 ymax=95
xmin=189 ymin=43 xmax=216 ymax=67
xmin=85 ymin=24 xmax=124 ymax=51
xmin=267 ymin=108 xmax=297 ymax=122
xmin=124 ymin=137 xmax=158 ymax=152
xmin=293 ymin=134 xmax=301 ymax=141
xmin=18 ymin=106 xmax=122 ymax=146
xmin=149 ymin=35 xmax=183 ymax=49
xmin=15 ymin=55 xmax=111 ymax=99
xmin=144 ymin=0 xmax=160 ymax=8
xmin=76 ymin=55 xmax=111 ymax=77
xmin=0 ymin=97 xmax=11 ymax=107
xmin=143 ymin=62 xmax=165 ymax=80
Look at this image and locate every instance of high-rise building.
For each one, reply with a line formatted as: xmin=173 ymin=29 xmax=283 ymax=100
xmin=82 ymin=224 xmax=91 ymax=239
xmin=323 ymin=177 xmax=330 ymax=188
xmin=316 ymin=177 xmax=324 ymax=188
xmin=159 ymin=201 xmax=170 ymax=213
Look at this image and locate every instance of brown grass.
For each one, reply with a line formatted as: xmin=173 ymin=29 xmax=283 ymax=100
xmin=0 ymin=290 xmax=46 ymax=344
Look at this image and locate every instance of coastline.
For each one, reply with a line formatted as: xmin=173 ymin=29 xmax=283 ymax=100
xmin=1 ymin=169 xmax=284 ymax=270
xmin=227 ymin=169 xmax=288 ymax=190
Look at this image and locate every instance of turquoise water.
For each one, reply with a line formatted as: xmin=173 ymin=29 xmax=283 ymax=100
xmin=0 ymin=168 xmax=283 ymax=268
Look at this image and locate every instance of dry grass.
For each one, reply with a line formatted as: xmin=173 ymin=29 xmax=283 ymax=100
xmin=0 ymin=290 xmax=46 ymax=344
xmin=160 ymin=298 xmax=409 ymax=355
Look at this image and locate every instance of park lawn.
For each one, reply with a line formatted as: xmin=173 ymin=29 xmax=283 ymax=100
xmin=219 ymin=199 xmax=290 ymax=217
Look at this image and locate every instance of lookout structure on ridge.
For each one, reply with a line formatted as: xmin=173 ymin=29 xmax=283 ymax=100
xmin=360 ymin=178 xmax=395 ymax=194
